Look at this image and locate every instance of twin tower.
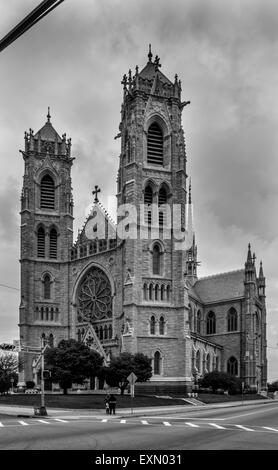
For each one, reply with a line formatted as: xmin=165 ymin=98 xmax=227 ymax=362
xmin=18 ymin=48 xmax=267 ymax=393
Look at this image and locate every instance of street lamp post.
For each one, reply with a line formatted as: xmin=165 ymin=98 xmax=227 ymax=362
xmin=38 ymin=337 xmax=47 ymax=416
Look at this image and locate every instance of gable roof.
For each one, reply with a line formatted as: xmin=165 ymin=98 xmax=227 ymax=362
xmin=34 ymin=122 xmax=62 ymax=142
xmin=139 ymin=61 xmax=173 ymax=85
xmin=193 ymin=269 xmax=245 ymax=304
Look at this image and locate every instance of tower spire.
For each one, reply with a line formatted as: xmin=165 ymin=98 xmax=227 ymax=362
xmin=47 ymin=107 xmax=51 ymax=123
xmin=148 ymin=44 xmax=153 ymax=63
xmin=186 ymin=179 xmax=198 ymax=282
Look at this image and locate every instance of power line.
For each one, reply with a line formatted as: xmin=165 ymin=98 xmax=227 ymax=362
xmin=0 ymin=0 xmax=65 ymax=53
xmin=0 ymin=283 xmax=20 ymax=291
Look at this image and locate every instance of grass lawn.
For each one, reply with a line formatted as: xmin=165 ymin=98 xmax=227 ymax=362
xmin=0 ymin=393 xmax=188 ymax=409
xmin=198 ymin=393 xmax=268 ymax=404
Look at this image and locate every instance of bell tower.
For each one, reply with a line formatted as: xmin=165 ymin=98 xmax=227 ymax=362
xmin=18 ymin=109 xmax=74 ymax=386
xmin=117 ymin=47 xmax=193 ymax=392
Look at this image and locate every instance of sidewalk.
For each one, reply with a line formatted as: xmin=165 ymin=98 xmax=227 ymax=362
xmin=0 ymin=398 xmax=274 ymax=420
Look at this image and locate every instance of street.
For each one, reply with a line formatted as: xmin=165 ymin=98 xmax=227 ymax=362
xmin=0 ymin=401 xmax=277 ymax=450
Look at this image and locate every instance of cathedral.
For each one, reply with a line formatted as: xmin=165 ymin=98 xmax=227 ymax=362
xmin=18 ymin=48 xmax=267 ymax=394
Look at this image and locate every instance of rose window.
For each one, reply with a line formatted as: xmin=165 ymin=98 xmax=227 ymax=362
xmin=77 ymin=267 xmax=112 ymax=323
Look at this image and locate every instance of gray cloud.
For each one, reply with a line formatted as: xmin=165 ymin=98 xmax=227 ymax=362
xmin=0 ymin=0 xmax=278 ymax=379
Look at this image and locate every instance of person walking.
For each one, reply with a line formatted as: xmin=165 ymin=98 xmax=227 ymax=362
xmin=108 ymin=394 xmax=117 ymax=415
xmin=104 ymin=394 xmax=110 ymax=414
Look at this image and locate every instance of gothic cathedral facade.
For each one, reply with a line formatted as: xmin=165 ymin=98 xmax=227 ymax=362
xmin=18 ymin=49 xmax=267 ymax=393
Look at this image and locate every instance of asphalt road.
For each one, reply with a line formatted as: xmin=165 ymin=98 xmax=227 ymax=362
xmin=0 ymin=402 xmax=278 ymax=450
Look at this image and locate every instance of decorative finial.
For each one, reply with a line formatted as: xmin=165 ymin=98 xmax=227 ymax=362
xmin=135 ymin=65 xmax=139 ymax=75
xmin=154 ymin=55 xmax=161 ymax=71
xmin=47 ymin=107 xmax=51 ymax=123
xmin=128 ymin=69 xmax=132 ymax=85
xmin=175 ymin=73 xmax=178 ymax=83
xmin=92 ymin=185 xmax=101 ymax=203
xmin=121 ymin=73 xmax=127 ymax=90
xmin=148 ymin=44 xmax=153 ymax=62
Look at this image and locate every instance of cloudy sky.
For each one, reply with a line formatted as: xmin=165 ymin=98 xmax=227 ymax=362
xmin=1 ymin=0 xmax=278 ymax=380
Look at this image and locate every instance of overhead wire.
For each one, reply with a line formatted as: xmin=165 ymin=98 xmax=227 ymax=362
xmin=0 ymin=0 xmax=65 ymax=53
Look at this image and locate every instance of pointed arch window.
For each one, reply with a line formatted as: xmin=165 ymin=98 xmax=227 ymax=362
xmin=154 ymin=351 xmax=162 ymax=375
xmin=43 ymin=274 xmax=51 ymax=299
xmin=108 ymin=324 xmax=113 ymax=339
xmin=143 ymin=283 xmax=148 ymax=301
xmin=206 ymin=311 xmax=216 ymax=335
xmin=159 ymin=316 xmax=165 ymax=335
xmin=37 ymin=226 xmax=45 ymax=258
xmin=153 ymin=244 xmax=161 ymax=275
xmin=158 ymin=186 xmax=167 ymax=226
xmin=227 ymin=307 xmax=238 ymax=332
xmin=150 ymin=315 xmax=156 ymax=335
xmin=155 ymin=284 xmax=159 ymax=301
xmin=227 ymin=356 xmax=238 ymax=376
xmin=40 ymin=174 xmax=55 ymax=209
xmin=49 ymin=228 xmax=58 ymax=259
xmin=197 ymin=310 xmax=201 ymax=334
xmin=166 ymin=285 xmax=171 ymax=302
xmin=147 ymin=123 xmax=163 ymax=166
xmin=144 ymin=185 xmax=153 ymax=225
xmin=149 ymin=283 xmax=153 ymax=301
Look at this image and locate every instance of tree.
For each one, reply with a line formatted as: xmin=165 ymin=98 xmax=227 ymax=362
xmin=267 ymin=380 xmax=278 ymax=392
xmin=104 ymin=352 xmax=152 ymax=395
xmin=0 ymin=353 xmax=18 ymax=394
xmin=199 ymin=371 xmax=242 ymax=394
xmin=45 ymin=339 xmax=103 ymax=394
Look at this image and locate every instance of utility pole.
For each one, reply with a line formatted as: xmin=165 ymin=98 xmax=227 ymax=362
xmin=39 ymin=337 xmax=47 ymax=416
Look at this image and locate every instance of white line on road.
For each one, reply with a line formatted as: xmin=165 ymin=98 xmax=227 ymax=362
xmin=235 ymin=424 xmax=255 ymax=432
xmin=18 ymin=421 xmax=29 ymax=426
xmin=263 ymin=427 xmax=278 ymax=432
xmin=120 ymin=420 xmax=126 ymax=424
xmin=163 ymin=421 xmax=172 ymax=426
xmin=0 ymin=422 xmax=3 ymax=427
xmin=54 ymin=419 xmax=69 ymax=423
xmin=185 ymin=422 xmax=199 ymax=428
xmin=101 ymin=419 xmax=108 ymax=423
xmin=37 ymin=420 xmax=49 ymax=424
xmin=221 ymin=406 xmax=278 ymax=421
xmin=141 ymin=420 xmax=149 ymax=425
xmin=209 ymin=423 xmax=226 ymax=429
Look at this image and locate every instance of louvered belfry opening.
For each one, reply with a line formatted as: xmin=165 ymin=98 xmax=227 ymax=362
xmin=147 ymin=122 xmax=163 ymax=165
xmin=40 ymin=174 xmax=55 ymax=209
xmin=37 ymin=226 xmax=45 ymax=258
xmin=49 ymin=228 xmax=58 ymax=259
xmin=144 ymin=185 xmax=153 ymax=225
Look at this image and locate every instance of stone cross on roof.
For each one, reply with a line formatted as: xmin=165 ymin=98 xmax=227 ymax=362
xmin=92 ymin=185 xmax=101 ymax=203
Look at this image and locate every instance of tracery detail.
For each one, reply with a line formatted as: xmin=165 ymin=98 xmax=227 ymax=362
xmin=77 ymin=267 xmax=112 ymax=323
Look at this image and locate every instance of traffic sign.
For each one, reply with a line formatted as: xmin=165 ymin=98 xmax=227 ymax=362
xmin=127 ymin=372 xmax=137 ymax=385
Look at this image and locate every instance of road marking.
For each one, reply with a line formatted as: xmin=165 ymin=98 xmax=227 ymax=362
xmin=209 ymin=423 xmax=226 ymax=429
xmin=235 ymin=424 xmax=255 ymax=432
xmin=163 ymin=421 xmax=171 ymax=426
xmin=18 ymin=421 xmax=29 ymax=426
xmin=263 ymin=427 xmax=278 ymax=432
xmin=185 ymin=422 xmax=199 ymax=428
xmin=37 ymin=420 xmax=49 ymax=424
xmin=0 ymin=422 xmax=3 ymax=427
xmin=120 ymin=420 xmax=126 ymax=424
xmin=141 ymin=420 xmax=149 ymax=425
xmin=54 ymin=419 xmax=68 ymax=423
xmin=222 ymin=406 xmax=278 ymax=421
xmin=101 ymin=419 xmax=108 ymax=423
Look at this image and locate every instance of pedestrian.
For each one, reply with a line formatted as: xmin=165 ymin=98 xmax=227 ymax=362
xmin=108 ymin=394 xmax=117 ymax=415
xmin=104 ymin=394 xmax=110 ymax=414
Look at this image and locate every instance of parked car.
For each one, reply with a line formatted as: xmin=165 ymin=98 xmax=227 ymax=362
xmin=25 ymin=388 xmax=41 ymax=394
